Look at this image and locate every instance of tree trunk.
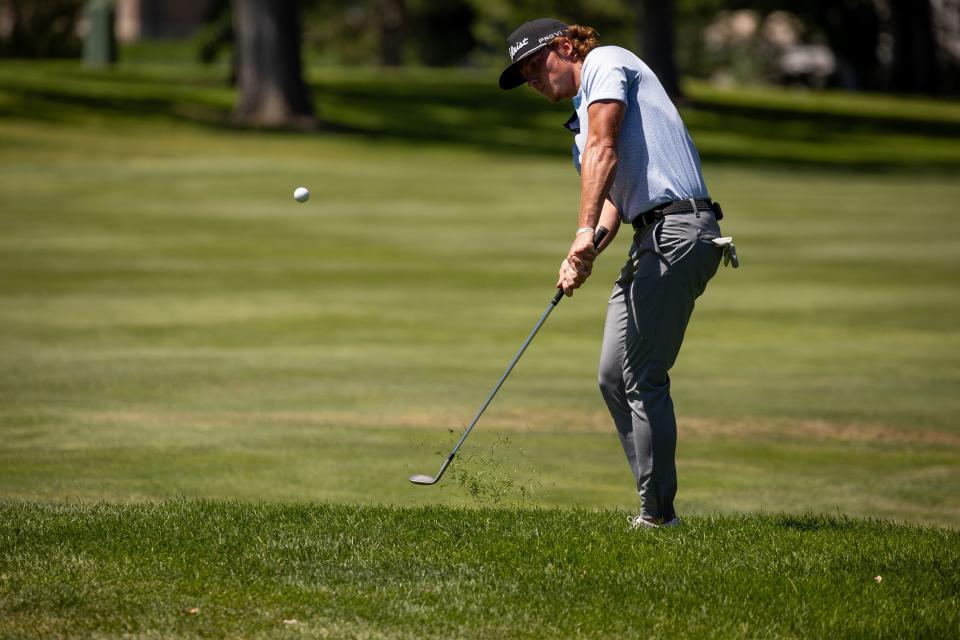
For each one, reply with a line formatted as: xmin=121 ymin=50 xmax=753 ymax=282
xmin=380 ymin=0 xmax=405 ymax=67
xmin=821 ymin=1 xmax=881 ymax=90
xmin=637 ymin=0 xmax=682 ymax=101
xmin=232 ymin=0 xmax=316 ymax=128
xmin=889 ymin=0 xmax=940 ymax=94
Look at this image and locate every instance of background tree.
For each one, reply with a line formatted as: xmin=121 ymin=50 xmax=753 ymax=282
xmin=379 ymin=0 xmax=406 ymax=66
xmin=889 ymin=0 xmax=940 ymax=94
xmin=232 ymin=0 xmax=316 ymax=129
xmin=636 ymin=0 xmax=682 ymax=100
xmin=412 ymin=0 xmax=475 ymax=66
xmin=0 ymin=0 xmax=84 ymax=58
xmin=817 ymin=0 xmax=882 ymax=90
xmin=709 ymin=0 xmax=953 ymax=95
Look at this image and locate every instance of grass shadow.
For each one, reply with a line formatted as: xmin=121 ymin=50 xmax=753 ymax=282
xmin=1 ymin=62 xmax=958 ymax=171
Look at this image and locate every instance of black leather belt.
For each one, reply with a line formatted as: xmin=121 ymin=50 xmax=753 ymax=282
xmin=631 ymin=197 xmax=721 ymax=230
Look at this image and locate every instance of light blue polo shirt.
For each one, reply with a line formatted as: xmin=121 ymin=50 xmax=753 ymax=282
xmin=569 ymin=46 xmax=708 ymax=221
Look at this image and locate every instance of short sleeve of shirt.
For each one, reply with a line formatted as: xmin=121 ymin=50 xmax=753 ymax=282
xmin=580 ymin=48 xmax=635 ymax=107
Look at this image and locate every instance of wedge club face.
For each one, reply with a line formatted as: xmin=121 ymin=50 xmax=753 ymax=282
xmin=410 ymin=455 xmax=454 ymax=485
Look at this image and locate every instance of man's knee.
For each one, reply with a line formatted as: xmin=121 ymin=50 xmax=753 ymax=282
xmin=598 ymin=364 xmax=622 ymax=398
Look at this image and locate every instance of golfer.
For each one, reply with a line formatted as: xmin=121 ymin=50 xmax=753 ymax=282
xmin=500 ymin=19 xmax=725 ymax=528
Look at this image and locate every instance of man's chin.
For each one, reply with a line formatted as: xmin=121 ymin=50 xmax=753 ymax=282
xmin=534 ymin=86 xmax=562 ymax=103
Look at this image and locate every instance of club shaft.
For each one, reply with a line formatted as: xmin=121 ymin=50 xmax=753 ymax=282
xmin=417 ymin=226 xmax=608 ymax=484
xmin=447 ymin=298 xmax=559 ymax=458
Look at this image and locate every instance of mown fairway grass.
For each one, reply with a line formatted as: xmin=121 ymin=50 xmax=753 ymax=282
xmin=2 ymin=501 xmax=958 ymax=639
xmin=1 ymin=58 xmax=959 ymax=636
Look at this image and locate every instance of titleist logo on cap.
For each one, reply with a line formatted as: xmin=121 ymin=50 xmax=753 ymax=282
xmin=508 ymin=38 xmax=529 ymax=58
xmin=508 ymin=30 xmax=566 ymax=60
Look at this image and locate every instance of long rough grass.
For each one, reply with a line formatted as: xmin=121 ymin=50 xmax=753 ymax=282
xmin=1 ymin=501 xmax=958 ymax=639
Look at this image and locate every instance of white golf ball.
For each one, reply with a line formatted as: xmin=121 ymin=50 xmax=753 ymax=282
xmin=293 ymin=186 xmax=310 ymax=203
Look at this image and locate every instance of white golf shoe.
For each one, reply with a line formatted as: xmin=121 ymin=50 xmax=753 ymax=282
xmin=627 ymin=515 xmax=681 ymax=530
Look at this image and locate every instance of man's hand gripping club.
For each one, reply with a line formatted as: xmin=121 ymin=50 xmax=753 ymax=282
xmin=557 ymin=231 xmax=598 ymax=296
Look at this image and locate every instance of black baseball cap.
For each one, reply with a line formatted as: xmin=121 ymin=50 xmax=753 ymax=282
xmin=499 ymin=18 xmax=569 ymax=90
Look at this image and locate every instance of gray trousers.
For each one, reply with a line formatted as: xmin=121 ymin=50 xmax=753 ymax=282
xmin=598 ymin=209 xmax=722 ymax=520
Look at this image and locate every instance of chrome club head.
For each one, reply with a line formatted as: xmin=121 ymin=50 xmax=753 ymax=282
xmin=409 ymin=455 xmax=454 ymax=487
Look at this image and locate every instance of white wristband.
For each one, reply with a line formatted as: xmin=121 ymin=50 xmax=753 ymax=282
xmin=575 ymin=226 xmax=594 ymax=236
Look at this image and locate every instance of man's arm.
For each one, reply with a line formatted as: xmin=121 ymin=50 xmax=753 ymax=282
xmin=595 ymin=198 xmax=621 ymax=253
xmin=559 ymin=99 xmax=626 ymax=296
xmin=577 ymin=99 xmax=624 ymax=232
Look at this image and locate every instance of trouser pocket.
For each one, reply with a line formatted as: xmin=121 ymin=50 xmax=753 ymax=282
xmin=639 ymin=213 xmax=720 ymax=275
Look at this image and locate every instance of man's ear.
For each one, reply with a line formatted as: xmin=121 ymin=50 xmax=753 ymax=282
xmin=557 ymin=37 xmax=575 ymax=59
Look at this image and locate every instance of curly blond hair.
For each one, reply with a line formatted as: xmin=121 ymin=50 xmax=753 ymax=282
xmin=550 ymin=24 xmax=599 ymax=61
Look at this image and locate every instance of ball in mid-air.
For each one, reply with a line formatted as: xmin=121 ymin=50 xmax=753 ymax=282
xmin=293 ymin=186 xmax=310 ymax=203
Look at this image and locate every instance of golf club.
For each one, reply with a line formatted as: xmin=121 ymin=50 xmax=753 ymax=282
xmin=410 ymin=226 xmax=609 ymax=486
